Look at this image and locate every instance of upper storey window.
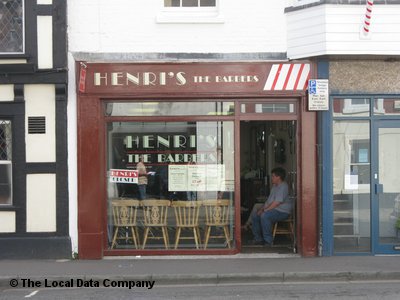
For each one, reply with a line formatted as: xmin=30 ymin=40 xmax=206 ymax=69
xmin=164 ymin=0 xmax=216 ymax=7
xmin=159 ymin=0 xmax=222 ymax=23
xmin=0 ymin=0 xmax=23 ymax=53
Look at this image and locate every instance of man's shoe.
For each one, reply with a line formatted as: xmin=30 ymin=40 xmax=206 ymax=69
xmin=241 ymin=224 xmax=251 ymax=231
xmin=263 ymin=242 xmax=273 ymax=247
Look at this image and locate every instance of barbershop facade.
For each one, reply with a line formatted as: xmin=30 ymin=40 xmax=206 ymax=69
xmin=76 ymin=62 xmax=319 ymax=259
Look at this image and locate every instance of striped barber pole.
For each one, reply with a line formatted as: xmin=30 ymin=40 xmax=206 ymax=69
xmin=363 ymin=0 xmax=374 ymax=35
xmin=263 ymin=63 xmax=310 ymax=91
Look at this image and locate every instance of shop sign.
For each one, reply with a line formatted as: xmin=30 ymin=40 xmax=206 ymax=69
xmin=308 ymin=79 xmax=329 ymax=111
xmin=80 ymin=62 xmax=311 ymax=94
xmin=109 ymin=169 xmax=138 ymax=184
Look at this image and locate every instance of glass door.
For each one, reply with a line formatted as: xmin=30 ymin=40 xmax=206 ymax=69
xmin=373 ymin=121 xmax=400 ymax=253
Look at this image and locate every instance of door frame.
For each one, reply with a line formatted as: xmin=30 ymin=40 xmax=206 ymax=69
xmin=236 ymin=98 xmax=318 ymax=256
xmin=372 ymin=119 xmax=400 ymax=254
xmin=323 ymin=95 xmax=400 ymax=256
xmin=238 ymin=119 xmax=298 ymax=252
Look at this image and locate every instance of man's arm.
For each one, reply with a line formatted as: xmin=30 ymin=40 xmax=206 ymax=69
xmin=257 ymin=201 xmax=281 ymax=215
xmin=264 ymin=201 xmax=280 ymax=211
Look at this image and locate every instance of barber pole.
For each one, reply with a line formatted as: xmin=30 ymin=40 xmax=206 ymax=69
xmin=362 ymin=0 xmax=374 ymax=35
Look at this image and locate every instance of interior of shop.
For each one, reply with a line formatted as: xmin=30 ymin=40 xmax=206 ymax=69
xmin=240 ymin=120 xmax=297 ymax=253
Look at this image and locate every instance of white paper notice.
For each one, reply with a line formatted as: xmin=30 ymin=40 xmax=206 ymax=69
xmin=188 ymin=164 xmax=206 ymax=191
xmin=168 ymin=165 xmax=187 ymax=191
xmin=168 ymin=164 xmax=226 ymax=192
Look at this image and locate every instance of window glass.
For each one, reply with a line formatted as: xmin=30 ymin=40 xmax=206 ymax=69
xmin=182 ymin=0 xmax=198 ymax=7
xmin=241 ymin=103 xmax=296 ymax=114
xmin=378 ymin=127 xmax=400 ymax=244
xmin=164 ymin=0 xmax=216 ymax=7
xmin=374 ymin=98 xmax=400 ymax=116
xmin=164 ymin=0 xmax=180 ymax=7
xmin=0 ymin=120 xmax=12 ymax=205
xmin=105 ymin=102 xmax=234 ymax=116
xmin=332 ymin=120 xmax=370 ymax=252
xmin=200 ymin=0 xmax=216 ymax=6
xmin=333 ymin=98 xmax=370 ymax=117
xmin=106 ymin=121 xmax=235 ymax=250
xmin=0 ymin=0 xmax=23 ymax=53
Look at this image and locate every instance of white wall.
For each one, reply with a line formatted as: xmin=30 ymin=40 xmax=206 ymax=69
xmin=68 ymin=0 xmax=287 ymax=54
xmin=25 ymin=85 xmax=56 ymax=163
xmin=26 ymin=174 xmax=56 ymax=232
xmin=0 ymin=212 xmax=16 ymax=233
xmin=287 ymin=4 xmax=400 ymax=59
xmin=0 ymin=85 xmax=14 ymax=101
xmin=67 ymin=53 xmax=78 ymax=253
xmin=37 ymin=16 xmax=53 ymax=69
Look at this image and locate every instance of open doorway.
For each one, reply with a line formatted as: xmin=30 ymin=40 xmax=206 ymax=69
xmin=240 ymin=120 xmax=297 ymax=253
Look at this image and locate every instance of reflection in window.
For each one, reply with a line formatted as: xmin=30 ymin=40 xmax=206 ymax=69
xmin=105 ymin=102 xmax=234 ymax=116
xmin=241 ymin=103 xmax=296 ymax=114
xmin=0 ymin=0 xmax=23 ymax=53
xmin=374 ymin=98 xmax=400 ymax=116
xmin=255 ymin=103 xmax=294 ymax=113
xmin=350 ymin=139 xmax=370 ymax=185
xmin=106 ymin=121 xmax=235 ymax=250
xmin=332 ymin=121 xmax=370 ymax=253
xmin=0 ymin=120 xmax=12 ymax=205
xmin=333 ymin=98 xmax=370 ymax=117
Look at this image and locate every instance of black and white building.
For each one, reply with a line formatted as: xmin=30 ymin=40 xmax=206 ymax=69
xmin=0 ymin=0 xmax=70 ymax=259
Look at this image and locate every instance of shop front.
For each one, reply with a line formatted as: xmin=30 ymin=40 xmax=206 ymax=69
xmin=76 ymin=62 xmax=318 ymax=259
xmin=322 ymin=60 xmax=400 ymax=256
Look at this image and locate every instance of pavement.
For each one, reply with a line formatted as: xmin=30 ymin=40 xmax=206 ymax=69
xmin=1 ymin=253 xmax=400 ymax=288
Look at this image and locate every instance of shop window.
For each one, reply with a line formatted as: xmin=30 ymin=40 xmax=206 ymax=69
xmin=241 ymin=102 xmax=296 ymax=114
xmin=0 ymin=120 xmax=12 ymax=205
xmin=374 ymin=98 xmax=400 ymax=116
xmin=332 ymin=120 xmax=370 ymax=253
xmin=349 ymin=139 xmax=370 ymax=186
xmin=105 ymin=101 xmax=234 ymax=117
xmin=343 ymin=98 xmax=369 ymax=115
xmin=106 ymin=121 xmax=235 ymax=250
xmin=0 ymin=0 xmax=24 ymax=53
xmin=333 ymin=98 xmax=370 ymax=117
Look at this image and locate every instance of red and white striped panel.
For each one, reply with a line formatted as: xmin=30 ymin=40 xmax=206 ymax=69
xmin=263 ymin=63 xmax=310 ymax=91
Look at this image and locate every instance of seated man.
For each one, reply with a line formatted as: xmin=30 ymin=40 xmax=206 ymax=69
xmin=251 ymin=167 xmax=292 ymax=246
xmin=242 ymin=202 xmax=263 ymax=231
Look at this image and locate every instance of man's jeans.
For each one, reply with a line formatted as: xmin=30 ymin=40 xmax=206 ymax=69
xmin=251 ymin=209 xmax=289 ymax=244
xmin=138 ymin=185 xmax=146 ymax=200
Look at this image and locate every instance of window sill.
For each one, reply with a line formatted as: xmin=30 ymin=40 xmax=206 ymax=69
xmin=156 ymin=12 xmax=225 ymax=24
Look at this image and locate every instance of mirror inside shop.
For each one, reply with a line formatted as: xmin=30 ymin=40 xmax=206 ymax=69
xmin=106 ymin=120 xmax=297 ymax=252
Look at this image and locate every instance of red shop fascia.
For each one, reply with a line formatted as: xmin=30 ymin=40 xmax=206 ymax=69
xmin=76 ymin=61 xmax=318 ymax=259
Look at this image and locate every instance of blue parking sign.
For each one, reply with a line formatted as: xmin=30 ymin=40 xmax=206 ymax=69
xmin=308 ymin=80 xmax=317 ymax=94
